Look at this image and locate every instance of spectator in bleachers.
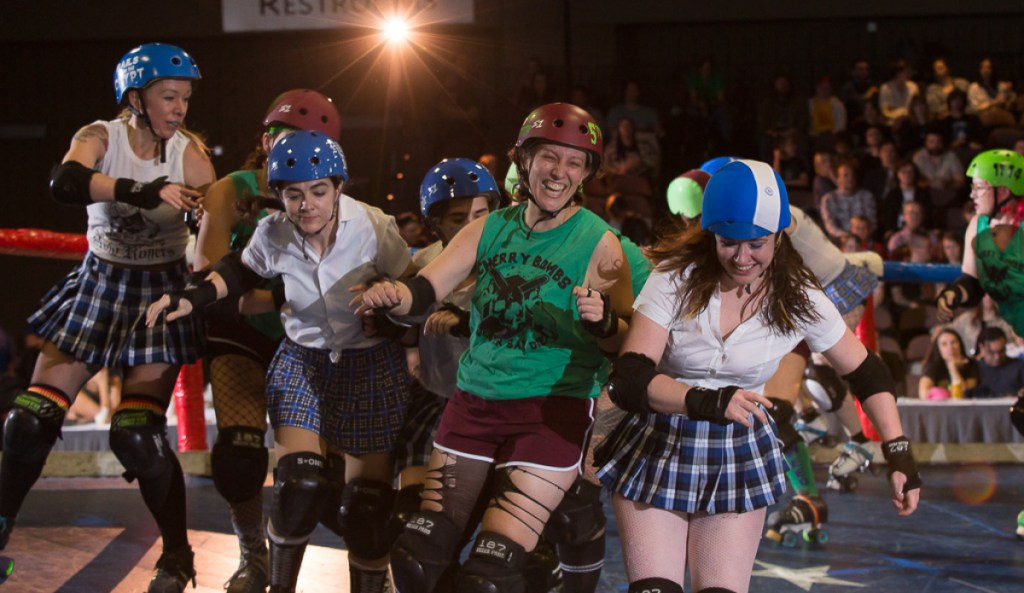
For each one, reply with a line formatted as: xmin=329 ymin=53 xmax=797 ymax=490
xmin=864 ymin=139 xmax=900 ymax=207
xmin=570 ymin=84 xmax=605 ymax=128
xmin=604 ymin=116 xmax=660 ymax=186
xmin=940 ymin=230 xmax=964 ymax=266
xmin=820 ymin=161 xmax=876 ymax=240
xmin=849 ymin=99 xmax=889 ymax=151
xmin=912 ymin=125 xmax=965 ymax=206
xmin=925 ymin=57 xmax=969 ymax=121
xmin=967 ymin=57 xmax=1018 ymax=128
xmin=850 ymin=214 xmax=885 ymax=255
xmin=606 ymin=79 xmax=661 ymax=136
xmin=756 ymin=73 xmax=808 ymax=161
xmin=918 ymin=328 xmax=979 ymax=400
xmin=688 ymin=57 xmax=732 ymax=146
xmin=808 ymin=75 xmax=846 ymax=153
xmin=895 ymin=94 xmax=931 ymax=155
xmin=886 ymin=201 xmax=935 ymax=256
xmin=773 ymin=132 xmax=810 ymax=190
xmin=880 ymin=160 xmax=933 ymax=238
xmin=515 ymin=69 xmax=556 ymax=116
xmin=856 ymin=125 xmax=886 ymax=174
xmin=840 ymin=58 xmax=879 ymax=123
xmin=942 ymin=294 xmax=1023 ymax=359
xmin=879 ymin=59 xmax=920 ymax=127
xmin=940 ymin=89 xmax=985 ymax=166
xmin=837 ymin=232 xmax=861 ymax=253
xmin=973 ymin=327 xmax=1024 ymax=397
xmin=811 ymin=151 xmax=838 ymax=213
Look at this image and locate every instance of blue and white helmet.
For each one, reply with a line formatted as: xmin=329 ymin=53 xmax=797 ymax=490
xmin=114 ymin=43 xmax=201 ymax=104
xmin=702 ymin=159 xmax=790 ymax=240
xmin=420 ymin=158 xmax=501 ymax=219
xmin=699 ymin=155 xmax=740 ymax=175
xmin=268 ymin=130 xmax=349 ymax=185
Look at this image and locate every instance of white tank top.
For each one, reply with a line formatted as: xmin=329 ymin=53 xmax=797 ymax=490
xmin=86 ymin=119 xmax=190 ymax=265
xmin=788 ymin=205 xmax=845 ymax=287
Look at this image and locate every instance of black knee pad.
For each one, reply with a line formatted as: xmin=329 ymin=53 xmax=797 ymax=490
xmin=805 ymin=363 xmax=846 ymax=412
xmin=767 ymin=398 xmax=800 ymax=451
xmin=339 ymin=478 xmax=397 ymax=559
xmin=270 ymin=452 xmax=328 ymax=539
xmin=3 ymin=391 xmax=65 ymax=464
xmin=211 ymin=426 xmax=268 ymax=503
xmin=544 ymin=478 xmax=606 ymax=547
xmin=628 ymin=577 xmax=683 ymax=593
xmin=389 ymin=484 xmax=423 ymax=542
xmin=319 ymin=452 xmax=346 ymax=538
xmin=108 ymin=408 xmax=172 ymax=483
xmin=392 ymin=511 xmax=463 ymax=593
xmin=456 ymin=532 xmax=528 ymax=593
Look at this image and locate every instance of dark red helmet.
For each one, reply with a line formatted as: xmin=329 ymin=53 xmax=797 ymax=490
xmin=263 ymin=89 xmax=341 ymax=141
xmin=515 ymin=103 xmax=603 ymax=164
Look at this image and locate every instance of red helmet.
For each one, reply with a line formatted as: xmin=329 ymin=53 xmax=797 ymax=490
xmin=263 ymin=89 xmax=341 ymax=141
xmin=515 ymin=103 xmax=603 ymax=165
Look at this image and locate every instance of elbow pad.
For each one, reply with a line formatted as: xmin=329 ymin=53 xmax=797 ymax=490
xmin=49 ymin=161 xmax=96 ymax=206
xmin=397 ymin=275 xmax=438 ymax=317
xmin=842 ymin=350 xmax=896 ymax=403
xmin=607 ymin=352 xmax=659 ymax=414
xmin=212 ymin=252 xmax=265 ymax=297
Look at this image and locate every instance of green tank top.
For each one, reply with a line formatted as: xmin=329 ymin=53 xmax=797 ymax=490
xmin=615 ymin=233 xmax=652 ymax=298
xmin=974 ymin=217 xmax=1024 ymax=335
xmin=226 ymin=170 xmax=285 ymax=342
xmin=456 ymin=205 xmax=611 ymax=400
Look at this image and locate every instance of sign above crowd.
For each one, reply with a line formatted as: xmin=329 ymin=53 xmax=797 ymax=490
xmin=222 ymin=0 xmax=474 ymax=33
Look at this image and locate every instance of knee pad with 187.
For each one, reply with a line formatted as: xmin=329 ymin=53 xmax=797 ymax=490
xmin=457 ymin=532 xmax=528 ymax=593
xmin=543 ymin=478 xmax=606 ymax=547
xmin=392 ymin=510 xmax=464 ymax=593
xmin=211 ymin=426 xmax=268 ymax=503
xmin=338 ymin=478 xmax=396 ymax=559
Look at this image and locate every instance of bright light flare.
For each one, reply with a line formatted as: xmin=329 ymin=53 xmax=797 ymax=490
xmin=383 ymin=19 xmax=410 ymax=43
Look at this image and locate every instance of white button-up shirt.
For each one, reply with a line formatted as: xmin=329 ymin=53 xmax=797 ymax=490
xmin=242 ymin=194 xmax=411 ymax=358
xmin=635 ymin=266 xmax=846 ymax=394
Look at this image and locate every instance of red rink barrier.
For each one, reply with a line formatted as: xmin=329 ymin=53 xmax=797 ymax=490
xmin=854 ymin=295 xmax=881 ymax=442
xmin=0 ymin=228 xmax=88 ymax=260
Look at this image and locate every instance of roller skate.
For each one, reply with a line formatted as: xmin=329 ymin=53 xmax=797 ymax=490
xmin=225 ymin=535 xmax=269 ymax=593
xmin=0 ymin=516 xmax=13 ymax=551
xmin=1017 ymin=510 xmax=1024 ymax=540
xmin=794 ymin=409 xmax=837 ymax=448
xmin=764 ymin=494 xmax=829 ymax=547
xmin=826 ymin=441 xmax=880 ymax=492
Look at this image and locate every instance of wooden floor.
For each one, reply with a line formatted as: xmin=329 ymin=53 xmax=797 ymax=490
xmin=3 ymin=463 xmax=1024 ymax=592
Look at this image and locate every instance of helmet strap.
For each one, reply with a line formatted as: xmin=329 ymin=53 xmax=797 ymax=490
xmin=130 ymin=89 xmax=167 ymax=164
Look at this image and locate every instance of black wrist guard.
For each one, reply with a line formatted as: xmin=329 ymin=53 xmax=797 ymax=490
xmin=49 ymin=161 xmax=96 ymax=206
xmin=941 ymin=274 xmax=984 ymax=310
xmin=685 ymin=385 xmax=741 ymax=425
xmin=168 ymin=281 xmax=218 ymax=313
xmin=581 ymin=290 xmax=618 ymax=339
xmin=438 ymin=303 xmax=471 ymax=338
xmin=397 ymin=275 xmax=438 ymax=317
xmin=882 ymin=436 xmax=922 ymax=493
xmin=607 ymin=352 xmax=658 ymax=413
xmin=114 ymin=176 xmax=170 ymax=209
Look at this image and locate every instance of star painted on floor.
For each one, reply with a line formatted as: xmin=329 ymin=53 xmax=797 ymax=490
xmin=751 ymin=559 xmax=866 ymax=591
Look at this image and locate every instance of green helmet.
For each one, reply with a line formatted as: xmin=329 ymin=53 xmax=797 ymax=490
xmin=966 ymin=149 xmax=1024 ymax=196
xmin=666 ymin=170 xmax=711 ymax=218
xmin=504 ymin=164 xmax=519 ymax=195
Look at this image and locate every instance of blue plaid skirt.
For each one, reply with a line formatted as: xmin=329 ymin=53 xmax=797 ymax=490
xmin=394 ymin=380 xmax=447 ymax=473
xmin=823 ymin=262 xmax=878 ymax=316
xmin=595 ymin=410 xmax=787 ymax=514
xmin=266 ymin=338 xmax=411 ymax=454
xmin=27 ymin=253 xmax=201 ymax=370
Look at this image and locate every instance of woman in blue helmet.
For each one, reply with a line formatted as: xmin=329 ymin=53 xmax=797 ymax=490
xmin=147 ymin=130 xmax=412 ymax=593
xmin=192 ymin=89 xmax=341 ymax=593
xmin=1 ymin=43 xmax=214 ymax=593
xmin=597 ymin=159 xmax=920 ymax=593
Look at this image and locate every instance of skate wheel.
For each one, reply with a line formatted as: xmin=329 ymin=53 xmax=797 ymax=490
xmin=0 ymin=557 xmax=12 ymax=581
xmin=782 ymin=531 xmax=798 ymax=548
xmin=764 ymin=529 xmax=783 ymax=543
xmin=814 ymin=529 xmax=830 ymax=545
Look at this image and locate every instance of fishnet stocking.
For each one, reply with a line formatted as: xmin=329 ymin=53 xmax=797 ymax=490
xmin=421 ymin=450 xmax=491 ymax=531
xmin=211 ymin=354 xmax=268 ymax=430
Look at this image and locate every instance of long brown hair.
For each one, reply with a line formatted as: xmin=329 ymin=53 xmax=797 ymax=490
xmin=646 ymin=224 xmax=823 ymax=335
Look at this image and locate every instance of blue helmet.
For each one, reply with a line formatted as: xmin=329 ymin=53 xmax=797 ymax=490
xmin=699 ymin=155 xmax=740 ymax=175
xmin=114 ymin=43 xmax=201 ymax=104
xmin=420 ymin=159 xmax=501 ymax=219
xmin=702 ymin=159 xmax=790 ymax=240
xmin=268 ymin=130 xmax=349 ymax=185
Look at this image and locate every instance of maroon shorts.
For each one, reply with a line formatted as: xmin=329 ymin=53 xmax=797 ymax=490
xmin=433 ymin=389 xmax=595 ymax=471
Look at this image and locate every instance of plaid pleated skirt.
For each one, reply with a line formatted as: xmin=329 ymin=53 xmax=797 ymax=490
xmin=27 ymin=253 xmax=201 ymax=370
xmin=394 ymin=380 xmax=448 ymax=473
xmin=266 ymin=338 xmax=411 ymax=454
xmin=595 ymin=410 xmax=787 ymax=514
xmin=823 ymin=261 xmax=878 ymax=316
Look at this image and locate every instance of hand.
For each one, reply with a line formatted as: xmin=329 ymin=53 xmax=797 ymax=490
xmin=145 ymin=293 xmax=193 ymax=328
xmin=888 ymin=471 xmax=921 ymax=516
xmin=160 ymin=183 xmax=203 ymax=211
xmin=349 ymin=281 xmax=403 ymax=316
xmin=936 ymin=287 xmax=958 ymax=322
xmin=424 ymin=309 xmax=461 ymax=336
xmin=572 ymin=286 xmax=606 ymax=323
xmin=721 ymin=388 xmax=774 ymax=427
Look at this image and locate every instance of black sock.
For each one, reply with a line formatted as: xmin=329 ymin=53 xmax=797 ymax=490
xmin=851 ymin=431 xmax=869 ymax=444
xmin=558 ymin=534 xmax=606 ymax=593
xmin=137 ymin=452 xmax=189 ymax=551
